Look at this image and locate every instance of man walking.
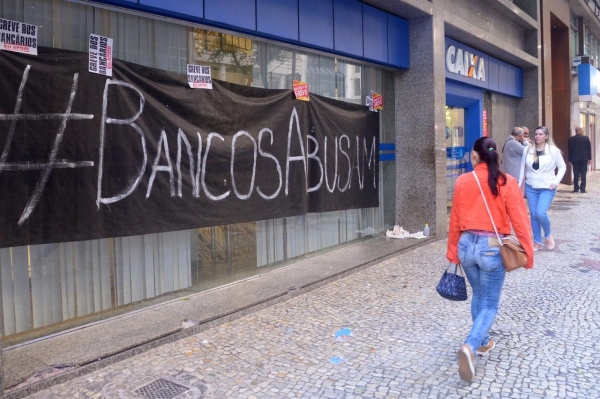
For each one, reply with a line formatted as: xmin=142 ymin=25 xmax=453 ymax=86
xmin=502 ymin=127 xmax=529 ymax=187
xmin=568 ymin=126 xmax=592 ymax=193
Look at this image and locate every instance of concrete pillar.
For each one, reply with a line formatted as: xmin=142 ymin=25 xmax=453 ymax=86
xmin=381 ymin=71 xmax=397 ymax=228
xmin=489 ymin=93 xmax=519 ymax=141
xmin=395 ymin=4 xmax=447 ymax=237
xmin=522 ymin=1 xmax=543 ymax=133
xmin=518 ymin=66 xmax=542 ymax=133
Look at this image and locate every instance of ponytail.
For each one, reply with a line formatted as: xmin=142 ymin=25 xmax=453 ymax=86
xmin=472 ymin=137 xmax=506 ymax=197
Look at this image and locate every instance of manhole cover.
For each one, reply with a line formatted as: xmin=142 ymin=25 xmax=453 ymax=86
xmin=135 ymin=379 xmax=189 ymax=399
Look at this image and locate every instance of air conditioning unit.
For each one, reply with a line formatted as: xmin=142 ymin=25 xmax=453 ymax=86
xmin=573 ymin=55 xmax=591 ymax=68
xmin=573 ymin=55 xmax=593 ymax=76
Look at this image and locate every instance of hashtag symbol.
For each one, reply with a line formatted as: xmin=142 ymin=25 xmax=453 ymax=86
xmin=0 ymin=65 xmax=95 ymax=226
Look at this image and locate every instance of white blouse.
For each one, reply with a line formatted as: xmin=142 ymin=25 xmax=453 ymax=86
xmin=524 ymin=143 xmax=566 ymax=189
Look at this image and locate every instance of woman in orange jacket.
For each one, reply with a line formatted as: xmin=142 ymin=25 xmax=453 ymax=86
xmin=447 ymin=137 xmax=534 ymax=382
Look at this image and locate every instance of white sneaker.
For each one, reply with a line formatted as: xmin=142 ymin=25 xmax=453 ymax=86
xmin=457 ymin=344 xmax=475 ymax=382
xmin=545 ymin=235 xmax=555 ymax=250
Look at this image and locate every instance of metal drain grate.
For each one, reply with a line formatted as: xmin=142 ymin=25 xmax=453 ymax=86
xmin=135 ymin=379 xmax=189 ymax=399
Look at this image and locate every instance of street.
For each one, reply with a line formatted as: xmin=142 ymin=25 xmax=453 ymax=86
xmin=27 ymin=174 xmax=600 ymax=399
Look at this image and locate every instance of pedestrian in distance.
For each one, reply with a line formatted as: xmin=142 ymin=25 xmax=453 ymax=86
xmin=501 ymin=127 xmax=529 ymax=194
xmin=568 ymin=126 xmax=592 ymax=193
xmin=447 ymin=137 xmax=534 ymax=382
xmin=524 ymin=126 xmax=566 ymax=252
xmin=521 ymin=126 xmax=530 ymax=142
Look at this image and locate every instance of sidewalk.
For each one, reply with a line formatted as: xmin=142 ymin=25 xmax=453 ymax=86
xmin=19 ymin=174 xmax=600 ymax=398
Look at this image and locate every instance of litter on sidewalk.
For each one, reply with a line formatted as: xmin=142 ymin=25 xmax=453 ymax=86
xmin=329 ymin=356 xmax=345 ymax=365
xmin=334 ymin=328 xmax=352 ymax=340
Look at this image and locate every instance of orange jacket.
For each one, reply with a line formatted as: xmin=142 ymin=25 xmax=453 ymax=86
xmin=446 ymin=164 xmax=534 ymax=269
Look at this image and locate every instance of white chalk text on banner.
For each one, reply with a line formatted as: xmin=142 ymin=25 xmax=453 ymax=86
xmin=0 ymin=48 xmax=379 ymax=248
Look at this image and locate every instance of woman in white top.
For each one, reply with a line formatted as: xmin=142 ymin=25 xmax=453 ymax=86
xmin=524 ymin=126 xmax=566 ymax=251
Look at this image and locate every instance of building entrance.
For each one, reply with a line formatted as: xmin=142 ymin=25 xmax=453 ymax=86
xmin=445 ymin=106 xmax=467 ymax=208
xmin=580 ymin=111 xmax=596 ymax=170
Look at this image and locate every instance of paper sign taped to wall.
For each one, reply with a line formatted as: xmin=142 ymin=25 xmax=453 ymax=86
xmin=89 ymin=34 xmax=113 ymax=76
xmin=372 ymin=93 xmax=383 ymax=110
xmin=0 ymin=18 xmax=38 ymax=55
xmin=366 ymin=91 xmax=383 ymax=112
xmin=293 ymin=80 xmax=310 ymax=101
xmin=187 ymin=64 xmax=213 ymax=89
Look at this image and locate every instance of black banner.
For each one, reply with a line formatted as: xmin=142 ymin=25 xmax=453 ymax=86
xmin=0 ymin=48 xmax=379 ymax=249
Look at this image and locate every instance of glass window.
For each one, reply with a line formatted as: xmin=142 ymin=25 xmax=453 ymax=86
xmin=353 ymin=78 xmax=361 ymax=97
xmin=571 ymin=12 xmax=579 ymax=30
xmin=0 ymin=0 xmax=390 ymax=344
xmin=585 ymin=28 xmax=591 ymax=56
xmin=445 ymin=107 xmax=466 ymax=210
xmin=570 ymin=13 xmax=579 ymax=58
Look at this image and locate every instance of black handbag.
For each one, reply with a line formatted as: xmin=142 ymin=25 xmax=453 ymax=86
xmin=436 ymin=263 xmax=468 ymax=301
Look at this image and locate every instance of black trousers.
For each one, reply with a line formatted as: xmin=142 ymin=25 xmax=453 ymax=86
xmin=572 ymin=160 xmax=588 ymax=191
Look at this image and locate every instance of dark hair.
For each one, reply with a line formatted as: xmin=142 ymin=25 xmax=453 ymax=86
xmin=473 ymin=137 xmax=506 ymax=197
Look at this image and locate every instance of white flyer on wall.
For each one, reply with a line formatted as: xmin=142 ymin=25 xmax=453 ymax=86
xmin=0 ymin=18 xmax=38 ymax=55
xmin=89 ymin=34 xmax=113 ymax=76
xmin=187 ymin=64 xmax=213 ymax=89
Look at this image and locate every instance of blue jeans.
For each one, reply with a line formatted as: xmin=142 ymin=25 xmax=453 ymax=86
xmin=458 ymin=232 xmax=506 ymax=353
xmin=525 ymin=184 xmax=556 ymax=245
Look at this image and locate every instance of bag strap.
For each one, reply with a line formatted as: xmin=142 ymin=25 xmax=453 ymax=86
xmin=501 ymin=137 xmax=510 ymax=155
xmin=517 ymin=143 xmax=529 ymax=187
xmin=447 ymin=263 xmax=464 ymax=276
xmin=471 ymin=171 xmax=503 ymax=242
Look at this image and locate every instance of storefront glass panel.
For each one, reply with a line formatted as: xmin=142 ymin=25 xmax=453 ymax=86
xmin=0 ymin=0 xmax=390 ymax=345
xmin=445 ymin=106 xmax=466 ymax=209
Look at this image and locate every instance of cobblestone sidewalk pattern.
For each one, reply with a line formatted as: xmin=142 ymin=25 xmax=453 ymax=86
xmin=27 ymin=175 xmax=600 ymax=399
